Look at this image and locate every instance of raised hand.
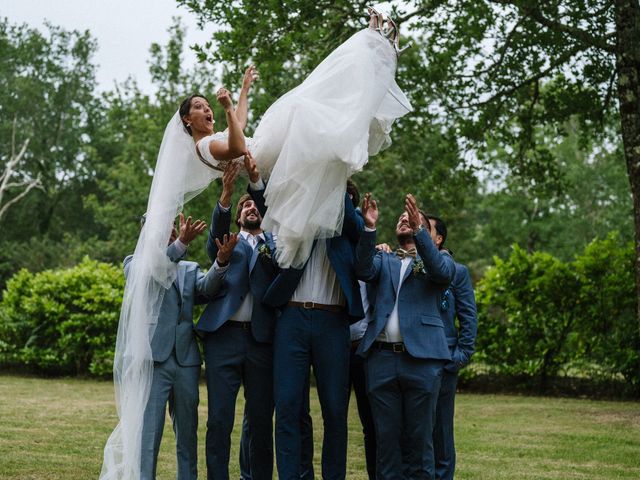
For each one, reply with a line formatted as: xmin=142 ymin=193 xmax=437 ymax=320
xmin=243 ymin=150 xmax=260 ymax=184
xmin=220 ymin=162 xmax=241 ymax=208
xmin=405 ymin=194 xmax=422 ymax=232
xmin=361 ymin=192 xmax=379 ymax=229
xmin=242 ymin=65 xmax=259 ymax=91
xmin=215 ymin=233 xmax=239 ymax=266
xmin=216 ymin=87 xmax=233 ymax=111
xmin=178 ymin=213 xmax=207 ymax=245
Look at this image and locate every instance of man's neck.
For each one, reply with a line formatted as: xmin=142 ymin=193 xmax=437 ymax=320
xmin=398 ymin=239 xmax=415 ymax=250
xmin=241 ymin=227 xmax=263 ymax=236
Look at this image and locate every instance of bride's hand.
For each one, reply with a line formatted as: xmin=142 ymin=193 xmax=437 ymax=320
xmin=242 ymin=65 xmax=259 ymax=91
xmin=217 ymin=87 xmax=234 ymax=111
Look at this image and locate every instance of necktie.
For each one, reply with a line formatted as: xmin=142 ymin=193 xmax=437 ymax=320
xmin=396 ymin=247 xmax=417 ymax=259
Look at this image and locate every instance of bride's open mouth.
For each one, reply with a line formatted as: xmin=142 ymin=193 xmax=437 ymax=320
xmin=205 ymin=114 xmax=213 ymax=124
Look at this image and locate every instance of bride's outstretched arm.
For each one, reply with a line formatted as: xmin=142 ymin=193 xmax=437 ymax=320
xmin=236 ymin=65 xmax=258 ymax=130
xmin=209 ymin=88 xmax=246 ymax=160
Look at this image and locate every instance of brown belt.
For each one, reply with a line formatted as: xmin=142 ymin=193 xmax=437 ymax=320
xmin=288 ymin=301 xmax=345 ymax=313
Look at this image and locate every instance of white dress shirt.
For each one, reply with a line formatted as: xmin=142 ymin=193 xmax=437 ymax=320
xmin=376 ymin=256 xmax=412 ymax=343
xmin=214 ymin=194 xmax=266 ymax=322
xmin=291 ymin=240 xmax=345 ymax=306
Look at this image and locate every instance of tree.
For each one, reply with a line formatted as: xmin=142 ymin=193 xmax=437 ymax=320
xmin=179 ymin=0 xmax=640 ymax=326
xmin=0 ymin=118 xmax=41 ymax=221
xmin=0 ymin=18 xmax=99 ymax=284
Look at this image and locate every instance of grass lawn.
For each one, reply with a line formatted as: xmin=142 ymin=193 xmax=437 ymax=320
xmin=0 ymin=375 xmax=638 ymax=479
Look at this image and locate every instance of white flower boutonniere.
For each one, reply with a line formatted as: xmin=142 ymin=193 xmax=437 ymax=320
xmin=258 ymin=243 xmax=272 ymax=259
xmin=412 ymin=259 xmax=425 ymax=276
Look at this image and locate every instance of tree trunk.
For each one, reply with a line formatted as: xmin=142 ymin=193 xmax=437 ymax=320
xmin=614 ymin=0 xmax=640 ymax=332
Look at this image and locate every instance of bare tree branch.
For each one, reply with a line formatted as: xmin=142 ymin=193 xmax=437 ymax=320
xmin=0 ymin=118 xmax=40 ymax=221
xmin=0 ymin=176 xmax=41 ymax=222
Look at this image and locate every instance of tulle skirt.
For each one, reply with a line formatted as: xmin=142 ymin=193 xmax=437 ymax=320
xmin=252 ymin=28 xmax=411 ymax=268
xmin=198 ymin=28 xmax=411 ymax=268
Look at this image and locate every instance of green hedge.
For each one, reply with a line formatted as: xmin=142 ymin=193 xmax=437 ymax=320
xmin=476 ymin=233 xmax=639 ymax=387
xmin=0 ymin=237 xmax=637 ymax=387
xmin=0 ymin=257 xmax=123 ymax=376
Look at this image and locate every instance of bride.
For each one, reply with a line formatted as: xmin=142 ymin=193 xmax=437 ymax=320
xmin=100 ymin=7 xmax=411 ymax=479
xmin=188 ymin=7 xmax=412 ymax=269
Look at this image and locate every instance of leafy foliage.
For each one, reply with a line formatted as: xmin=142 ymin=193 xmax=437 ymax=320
xmin=476 ymin=234 xmax=639 ymax=386
xmin=0 ymin=257 xmax=124 ymax=376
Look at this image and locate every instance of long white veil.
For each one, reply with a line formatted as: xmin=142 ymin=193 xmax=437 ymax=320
xmin=99 ymin=113 xmax=220 ymax=480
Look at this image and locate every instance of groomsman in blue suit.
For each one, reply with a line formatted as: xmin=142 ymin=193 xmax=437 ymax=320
xmin=127 ymin=213 xmax=223 ymax=480
xmin=426 ymin=215 xmax=477 ymax=480
xmin=197 ymin=158 xmax=279 ymax=480
xmin=252 ymin=177 xmax=365 ymax=480
xmin=356 ymin=193 xmax=455 ymax=480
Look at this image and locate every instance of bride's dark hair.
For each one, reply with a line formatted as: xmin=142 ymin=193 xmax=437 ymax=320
xmin=179 ymin=93 xmax=211 ymax=136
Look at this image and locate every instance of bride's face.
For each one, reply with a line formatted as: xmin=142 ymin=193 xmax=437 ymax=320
xmin=185 ymin=97 xmax=214 ymax=135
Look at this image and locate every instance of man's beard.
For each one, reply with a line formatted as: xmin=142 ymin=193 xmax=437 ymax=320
xmin=396 ymin=232 xmax=412 ymax=245
xmin=242 ymin=218 xmax=261 ymax=230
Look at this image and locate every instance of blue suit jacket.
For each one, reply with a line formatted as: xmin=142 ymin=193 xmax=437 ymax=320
xmin=256 ymin=189 xmax=365 ymax=322
xmin=197 ymin=200 xmax=279 ymax=343
xmin=355 ymin=229 xmax=455 ymax=360
xmin=441 ymin=262 xmax=478 ymax=372
xmin=124 ymin=243 xmax=223 ymax=367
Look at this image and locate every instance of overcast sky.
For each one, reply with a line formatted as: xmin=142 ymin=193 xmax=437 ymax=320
xmin=1 ymin=0 xmax=215 ymax=93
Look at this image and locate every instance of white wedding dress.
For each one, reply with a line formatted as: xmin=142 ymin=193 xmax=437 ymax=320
xmin=198 ymin=27 xmax=412 ymax=268
xmin=100 ymin=26 xmax=410 ymax=480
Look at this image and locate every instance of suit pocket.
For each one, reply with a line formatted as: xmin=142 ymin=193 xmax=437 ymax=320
xmin=420 ymin=315 xmax=444 ymax=328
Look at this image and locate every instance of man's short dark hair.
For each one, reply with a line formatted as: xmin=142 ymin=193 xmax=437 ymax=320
xmin=346 ymin=179 xmax=360 ymax=208
xmin=426 ymin=215 xmax=447 ymax=246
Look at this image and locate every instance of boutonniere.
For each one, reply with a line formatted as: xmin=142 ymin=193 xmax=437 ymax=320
xmin=412 ymin=260 xmax=425 ymax=276
xmin=258 ymin=243 xmax=272 ymax=259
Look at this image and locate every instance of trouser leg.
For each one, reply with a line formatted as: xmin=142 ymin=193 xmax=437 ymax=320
xmin=203 ymin=326 xmax=244 ymax=480
xmin=274 ymin=307 xmax=312 ymax=480
xmin=350 ymin=347 xmax=376 ymax=480
xmin=434 ymin=370 xmax=458 ymax=480
xmin=243 ymin=336 xmax=274 ymax=480
xmin=140 ymin=357 xmax=175 ymax=480
xmin=171 ymin=363 xmax=200 ymax=480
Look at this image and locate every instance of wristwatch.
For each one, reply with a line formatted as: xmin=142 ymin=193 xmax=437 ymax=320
xmin=413 ymin=224 xmax=426 ymax=236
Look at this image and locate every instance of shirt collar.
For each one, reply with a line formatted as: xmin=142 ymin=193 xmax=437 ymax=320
xmin=239 ymin=230 xmax=265 ymax=242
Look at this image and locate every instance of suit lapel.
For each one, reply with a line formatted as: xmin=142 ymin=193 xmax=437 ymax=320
xmin=249 ymin=243 xmax=260 ymax=273
xmin=249 ymin=233 xmax=269 ymax=273
xmin=389 ymin=254 xmax=401 ymax=297
xmin=177 ymin=264 xmax=187 ymax=301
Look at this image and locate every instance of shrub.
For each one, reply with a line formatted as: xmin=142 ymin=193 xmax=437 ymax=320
xmin=476 ymin=245 xmax=581 ymax=386
xmin=476 ymin=235 xmax=639 ymax=389
xmin=572 ymin=233 xmax=639 ymax=384
xmin=0 ymin=257 xmax=123 ymax=376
